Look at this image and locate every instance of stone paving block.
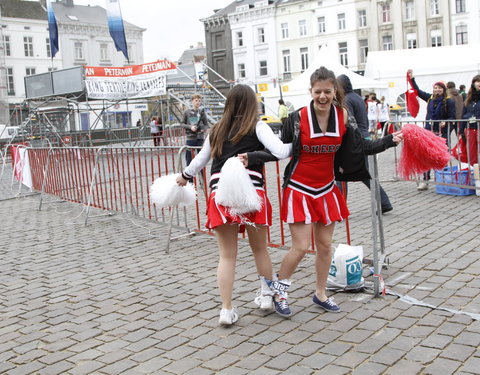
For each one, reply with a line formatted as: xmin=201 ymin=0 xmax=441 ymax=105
xmin=192 ymin=345 xmax=227 ymax=361
xmin=440 ymin=343 xmax=476 ymax=362
xmin=423 ymin=357 xmax=462 ymax=375
xmin=332 ymin=350 xmax=369 ymax=368
xmin=309 ymin=329 xmax=342 ymax=344
xmin=299 ymin=353 xmax=336 ymax=369
xmin=235 ymin=353 xmax=271 ymax=370
xmin=351 ymin=361 xmax=388 ymax=375
xmin=454 ymin=331 xmax=480 ymax=347
xmin=215 ymin=366 xmax=250 ymax=375
xmin=370 ymin=347 xmax=406 ymax=366
xmin=315 ymin=364 xmax=350 ymax=375
xmin=250 ymin=330 xmax=284 ymax=345
xmin=405 ymin=346 xmax=441 ymax=364
xmin=131 ymin=357 xmax=172 ymax=374
xmin=96 ymin=348 xmax=132 ymax=365
xmin=421 ymin=333 xmax=453 ymax=349
xmin=287 ymin=340 xmax=324 ymax=357
xmin=98 ymin=358 xmax=137 ymax=375
xmin=203 ymin=353 xmax=241 ymax=372
xmin=37 ymin=360 xmax=75 ymax=375
xmin=436 ymin=321 xmax=468 ymax=336
xmin=339 ymin=328 xmax=373 ymax=344
xmin=5 ymin=361 xmax=45 ymax=375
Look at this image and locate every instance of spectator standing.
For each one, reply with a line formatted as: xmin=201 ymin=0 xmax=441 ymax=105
xmin=337 ymin=75 xmax=394 ymax=214
xmin=149 ymin=116 xmax=161 ymax=146
xmin=366 ymin=93 xmax=379 ymax=134
xmin=407 ymin=69 xmax=456 ymax=190
xmin=278 ymin=99 xmax=289 ymax=126
xmin=447 ymin=81 xmax=464 ymax=136
xmin=181 ymin=94 xmax=209 ymax=166
xmin=460 ymin=74 xmax=480 ymax=165
xmin=377 ymin=96 xmax=390 ymax=134
xmin=459 ymin=84 xmax=467 ymax=102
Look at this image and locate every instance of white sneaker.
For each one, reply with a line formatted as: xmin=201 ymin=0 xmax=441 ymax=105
xmin=253 ymin=276 xmax=274 ymax=310
xmin=254 ymin=291 xmax=273 ymax=310
xmin=218 ymin=307 xmax=239 ymax=325
xmin=417 ymin=182 xmax=428 ymax=191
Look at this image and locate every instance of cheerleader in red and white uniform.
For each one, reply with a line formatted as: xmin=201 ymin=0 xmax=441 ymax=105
xmin=242 ymin=67 xmax=402 ymax=317
xmin=176 ymin=84 xmax=291 ymax=326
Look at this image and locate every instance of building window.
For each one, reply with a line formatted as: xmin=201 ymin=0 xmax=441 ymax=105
xmin=430 ymin=0 xmax=439 ymax=16
xmin=238 ymin=63 xmax=246 ymax=79
xmin=6 ymin=67 xmax=14 ymax=96
xmin=358 ymin=10 xmax=367 ymax=28
xmin=48 ymin=67 xmax=58 ymax=72
xmin=258 ymin=27 xmax=265 ymax=43
xmin=405 ymin=1 xmax=415 ymax=20
xmin=455 ymin=0 xmax=465 ymax=13
xmin=281 ymin=23 xmax=289 ymax=39
xmin=3 ymin=35 xmax=10 ymax=56
xmin=359 ymin=39 xmax=368 ymax=64
xmin=300 ymin=47 xmax=309 ymax=72
xmin=431 ymin=29 xmax=442 ymax=47
xmin=338 ymin=13 xmax=346 ymax=30
xmin=259 ymin=60 xmax=268 ymax=76
xmin=382 ymin=35 xmax=393 ymax=50
xmin=24 ymin=36 xmax=33 ymax=57
xmin=282 ymin=50 xmax=291 ymax=73
xmin=100 ymin=43 xmax=109 ymax=61
xmin=456 ymin=25 xmax=468 ymax=45
xmin=338 ymin=42 xmax=348 ymax=66
xmin=25 ymin=67 xmax=36 ymax=76
xmin=46 ymin=38 xmax=51 ymax=57
xmin=317 ymin=17 xmax=326 ymax=33
xmin=74 ymin=41 xmax=84 ymax=60
xmin=236 ymin=31 xmax=243 ymax=47
xmin=299 ymin=20 xmax=307 ymax=36
xmin=407 ymin=33 xmax=417 ymax=49
xmin=382 ymin=4 xmax=391 ymax=23
xmin=214 ymin=34 xmax=223 ymax=50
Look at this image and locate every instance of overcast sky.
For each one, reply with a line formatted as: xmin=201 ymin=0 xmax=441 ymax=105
xmin=73 ymin=0 xmax=230 ymax=62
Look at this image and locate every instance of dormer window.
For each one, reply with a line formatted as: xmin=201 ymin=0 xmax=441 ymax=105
xmin=67 ymin=15 xmax=79 ymax=21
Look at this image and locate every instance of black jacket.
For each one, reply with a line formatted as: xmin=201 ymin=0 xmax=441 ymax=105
xmin=248 ymin=105 xmax=397 ymax=188
xmin=337 ymin=74 xmax=370 ymax=138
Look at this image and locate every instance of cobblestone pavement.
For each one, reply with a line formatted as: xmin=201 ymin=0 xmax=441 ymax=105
xmin=1 ymin=149 xmax=480 ymax=375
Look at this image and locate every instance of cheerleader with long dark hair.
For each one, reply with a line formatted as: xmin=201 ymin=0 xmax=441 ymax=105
xmin=176 ymin=84 xmax=291 ymax=325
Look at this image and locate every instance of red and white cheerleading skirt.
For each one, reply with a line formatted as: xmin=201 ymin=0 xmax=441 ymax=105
xmin=206 ymin=188 xmax=272 ymax=232
xmin=280 ymin=180 xmax=350 ymax=225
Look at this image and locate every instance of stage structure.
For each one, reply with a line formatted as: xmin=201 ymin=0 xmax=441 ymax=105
xmin=11 ymin=60 xmax=227 ymax=148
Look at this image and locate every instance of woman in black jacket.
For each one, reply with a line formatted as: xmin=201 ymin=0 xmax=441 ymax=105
xmin=242 ymin=67 xmax=402 ymax=318
xmin=460 ymin=74 xmax=480 ymax=165
xmin=407 ymin=69 xmax=456 ymax=190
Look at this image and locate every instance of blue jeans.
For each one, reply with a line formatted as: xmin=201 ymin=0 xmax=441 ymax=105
xmin=185 ymin=139 xmax=204 ymax=166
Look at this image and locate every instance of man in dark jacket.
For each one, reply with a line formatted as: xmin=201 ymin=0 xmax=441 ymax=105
xmin=337 ymin=74 xmax=393 ymax=214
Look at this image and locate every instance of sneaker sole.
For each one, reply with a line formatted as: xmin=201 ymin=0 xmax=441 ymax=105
xmin=314 ymin=304 xmax=341 ymax=313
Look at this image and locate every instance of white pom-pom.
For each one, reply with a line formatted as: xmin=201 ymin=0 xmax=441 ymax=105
xmin=215 ymin=157 xmax=262 ymax=215
xmin=150 ymin=173 xmax=196 ymax=208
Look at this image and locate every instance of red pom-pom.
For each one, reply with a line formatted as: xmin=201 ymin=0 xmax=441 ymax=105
xmin=397 ymin=124 xmax=451 ymax=180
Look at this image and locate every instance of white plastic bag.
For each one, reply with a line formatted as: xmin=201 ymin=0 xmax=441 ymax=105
xmin=327 ymin=244 xmax=364 ymax=292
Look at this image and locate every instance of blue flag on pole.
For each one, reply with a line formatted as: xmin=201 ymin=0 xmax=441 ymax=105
xmin=46 ymin=0 xmax=59 ymax=57
xmin=106 ymin=0 xmax=129 ymax=61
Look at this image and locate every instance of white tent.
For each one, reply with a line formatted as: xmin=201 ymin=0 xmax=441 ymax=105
xmin=364 ymin=44 xmax=480 ymax=119
xmin=263 ymin=45 xmax=388 ymax=116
